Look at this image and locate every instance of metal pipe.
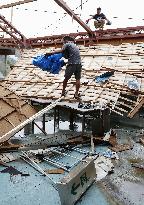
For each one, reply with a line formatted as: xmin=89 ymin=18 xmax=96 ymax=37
xmin=33 ymin=121 xmax=48 ymax=135
xmin=21 ymin=151 xmax=57 ymax=187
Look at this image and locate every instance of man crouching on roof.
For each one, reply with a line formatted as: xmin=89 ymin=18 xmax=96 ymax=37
xmin=86 ymin=7 xmax=111 ymax=30
xmin=45 ymin=36 xmax=82 ymax=99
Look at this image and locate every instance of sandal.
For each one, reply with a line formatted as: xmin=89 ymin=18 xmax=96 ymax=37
xmin=74 ymin=93 xmax=81 ymax=99
xmin=61 ymin=91 xmax=67 ymax=97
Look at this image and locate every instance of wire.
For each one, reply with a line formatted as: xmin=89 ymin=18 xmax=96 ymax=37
xmin=12 ymin=0 xmax=89 ymax=36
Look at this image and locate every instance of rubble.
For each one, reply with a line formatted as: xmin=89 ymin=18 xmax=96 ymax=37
xmin=110 ymin=144 xmax=133 ymax=152
xmin=139 ymin=137 xmax=144 ymax=145
xmin=132 ymin=162 xmax=144 ymax=170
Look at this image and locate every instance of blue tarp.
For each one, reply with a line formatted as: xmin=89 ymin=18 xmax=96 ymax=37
xmin=95 ymin=71 xmax=114 ymax=83
xmin=32 ymin=53 xmax=64 ymax=74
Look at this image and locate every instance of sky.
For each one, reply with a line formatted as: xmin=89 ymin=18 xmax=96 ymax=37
xmin=0 ymin=0 xmax=144 ymax=38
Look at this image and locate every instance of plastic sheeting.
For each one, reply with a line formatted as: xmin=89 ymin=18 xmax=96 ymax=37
xmin=32 ymin=53 xmax=65 ymax=74
xmin=95 ymin=71 xmax=114 ymax=83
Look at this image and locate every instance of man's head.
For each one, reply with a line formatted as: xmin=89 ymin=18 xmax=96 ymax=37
xmin=97 ymin=7 xmax=101 ymax=14
xmin=63 ymin=36 xmax=75 ymax=43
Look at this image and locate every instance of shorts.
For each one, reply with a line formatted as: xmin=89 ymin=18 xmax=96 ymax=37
xmin=94 ymin=20 xmax=105 ymax=29
xmin=64 ymin=64 xmax=82 ymax=80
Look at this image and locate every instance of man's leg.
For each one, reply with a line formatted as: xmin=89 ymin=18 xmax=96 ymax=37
xmin=74 ymin=64 xmax=81 ymax=98
xmin=61 ymin=64 xmax=73 ymax=96
xmin=75 ymin=79 xmax=80 ymax=95
xmin=94 ymin=20 xmax=99 ymax=29
xmin=94 ymin=20 xmax=105 ymax=30
xmin=61 ymin=78 xmax=69 ymax=96
xmin=98 ymin=19 xmax=105 ymax=29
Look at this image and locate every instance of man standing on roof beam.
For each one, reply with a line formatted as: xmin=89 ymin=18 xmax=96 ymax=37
xmin=45 ymin=36 xmax=82 ymax=99
xmin=86 ymin=7 xmax=111 ymax=30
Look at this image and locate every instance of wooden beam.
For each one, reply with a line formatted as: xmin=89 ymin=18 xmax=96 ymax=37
xmin=0 ymin=14 xmax=26 ymax=47
xmin=0 ymin=48 xmax=15 ymax=55
xmin=0 ymin=0 xmax=37 ymax=9
xmin=0 ymin=97 xmax=63 ymax=144
xmin=53 ymin=0 xmax=93 ymax=35
xmin=127 ymin=97 xmax=144 ymax=118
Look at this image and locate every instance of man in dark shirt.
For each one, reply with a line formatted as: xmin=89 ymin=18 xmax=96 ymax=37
xmin=45 ymin=36 xmax=82 ymax=99
xmin=86 ymin=7 xmax=111 ymax=29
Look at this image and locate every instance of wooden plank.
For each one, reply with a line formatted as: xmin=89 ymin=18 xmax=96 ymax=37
xmin=0 ymin=153 xmax=16 ymax=163
xmin=140 ymin=138 xmax=144 ymax=145
xmin=116 ymin=101 xmax=133 ymax=109
xmin=111 ymin=109 xmax=123 ymax=116
xmin=114 ymin=106 xmax=128 ymax=113
xmin=128 ymin=97 xmax=144 ymax=118
xmin=110 ymin=144 xmax=132 ymax=152
xmin=0 ymin=0 xmax=37 ymax=9
xmin=44 ymin=169 xmax=64 ymax=174
xmin=3 ymin=98 xmax=26 ymax=109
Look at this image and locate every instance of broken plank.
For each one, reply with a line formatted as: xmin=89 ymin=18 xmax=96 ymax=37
xmin=139 ymin=138 xmax=144 ymax=145
xmin=44 ymin=169 xmax=64 ymax=174
xmin=110 ymin=144 xmax=133 ymax=152
xmin=132 ymin=163 xmax=144 ymax=169
xmin=128 ymin=97 xmax=144 ymax=118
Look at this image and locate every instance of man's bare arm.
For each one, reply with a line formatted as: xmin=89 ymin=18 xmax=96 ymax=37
xmin=45 ymin=49 xmax=63 ymax=56
xmin=86 ymin=16 xmax=94 ymax=23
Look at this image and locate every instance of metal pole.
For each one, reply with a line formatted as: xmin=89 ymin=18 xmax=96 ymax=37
xmin=32 ymin=121 xmax=34 ymax=134
xmin=82 ymin=113 xmax=85 ymax=136
xmin=21 ymin=151 xmax=57 ymax=187
xmin=10 ymin=7 xmax=13 ymax=23
xmin=57 ymin=106 xmax=60 ymax=128
xmin=69 ymin=110 xmax=74 ymax=130
xmin=34 ymin=121 xmax=48 ymax=135
xmin=4 ymin=55 xmax=7 ymax=76
xmin=42 ymin=112 xmax=46 ymax=132
xmin=54 ymin=107 xmax=56 ymax=135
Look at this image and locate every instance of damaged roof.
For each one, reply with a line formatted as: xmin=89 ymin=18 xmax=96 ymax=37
xmin=0 ymin=83 xmax=36 ymax=143
xmin=1 ymin=0 xmax=144 ymax=38
xmin=2 ymin=42 xmax=144 ymax=117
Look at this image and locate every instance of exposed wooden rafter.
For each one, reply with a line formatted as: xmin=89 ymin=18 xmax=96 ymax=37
xmin=0 ymin=14 xmax=27 ymax=48
xmin=0 ymin=0 xmax=37 ymax=9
